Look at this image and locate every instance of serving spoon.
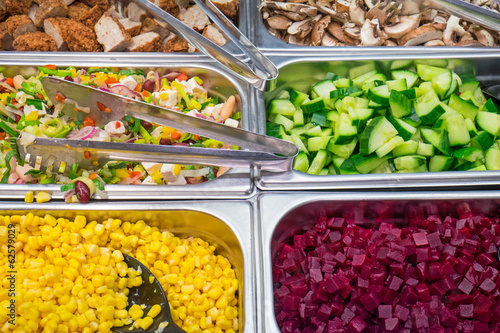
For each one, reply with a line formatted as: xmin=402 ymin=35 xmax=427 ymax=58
xmin=113 ymin=254 xmax=186 ymax=333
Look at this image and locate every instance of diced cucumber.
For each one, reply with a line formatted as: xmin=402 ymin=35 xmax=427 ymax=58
xmin=274 ymin=114 xmax=294 ymax=132
xmin=476 ymin=111 xmax=500 ymax=137
xmin=459 ymin=81 xmax=480 ymax=96
xmin=355 ymin=108 xmax=374 ymax=131
xmin=388 ymin=115 xmax=417 ymax=141
xmin=433 ymin=118 xmax=447 ymax=130
xmin=311 ymin=80 xmax=336 ymax=100
xmin=483 ymin=99 xmax=499 ymax=113
xmin=429 ymin=155 xmax=454 ymax=172
xmin=339 ymin=158 xmax=361 ymax=175
xmin=394 ymin=155 xmax=427 ymax=170
xmin=403 ymin=107 xmax=421 ymax=127
xmin=368 ymin=100 xmax=386 ymax=111
xmin=420 ymin=128 xmax=452 ymax=156
xmin=339 ymin=96 xmax=370 ymax=112
xmin=367 ymin=85 xmax=390 ymax=105
xmin=333 ymin=113 xmax=358 ymax=144
xmin=352 ymin=70 xmax=378 ymax=87
xmin=289 ymin=123 xmax=312 ymax=136
xmin=453 ymin=147 xmax=484 ymax=162
xmin=414 ymin=59 xmax=449 ymax=67
xmin=351 ymin=153 xmax=389 ymax=174
xmin=472 ymin=86 xmax=487 ymax=108
xmin=465 ymin=118 xmax=477 ymax=137
xmin=328 ymin=164 xmax=337 ymax=175
xmin=448 ymin=94 xmax=478 ymax=120
xmin=266 ymin=122 xmax=282 ymax=138
xmin=304 ymin=125 xmax=323 ymax=137
xmin=308 ymin=136 xmax=332 ymax=152
xmin=391 ymin=69 xmax=420 ymax=88
xmin=362 ymin=80 xmax=384 ymax=92
xmin=311 ymin=112 xmax=327 ymax=126
xmin=333 ymin=78 xmax=352 ymax=88
xmin=471 ymin=131 xmax=494 ymax=151
xmin=416 ymin=142 xmax=434 ymax=156
xmin=306 ymin=149 xmax=330 ymax=175
xmin=371 ymin=160 xmax=396 ymax=173
xmin=326 ymin=110 xmax=340 ymax=122
xmin=330 ymin=86 xmax=362 ymax=100
xmin=485 ymin=148 xmax=500 ymax=170
xmin=401 ymin=89 xmax=417 ymax=100
xmin=301 ymin=97 xmax=326 ymax=114
xmin=293 ymin=151 xmax=309 ymax=172
xmin=468 ymin=164 xmax=487 ymax=171
xmin=414 ymin=91 xmax=445 ymax=125
xmin=321 ymin=128 xmax=333 ymax=137
xmin=375 ymin=136 xmax=404 ymax=157
xmin=359 ymin=116 xmax=398 ymax=155
xmin=293 ymin=108 xmax=304 ymax=126
xmin=389 ymin=89 xmax=411 ymax=118
xmin=416 ymin=64 xmax=449 ymax=81
xmin=443 ymin=73 xmax=460 ymax=100
xmin=290 ymin=89 xmax=309 ymax=109
xmin=392 ymin=140 xmax=419 ymax=156
xmin=290 ymin=134 xmax=309 ymax=153
xmin=349 ymin=63 xmax=378 ymax=80
xmin=387 ymin=79 xmax=408 ymax=92
xmin=455 ymin=160 xmax=483 ymax=171
xmin=327 ymin=137 xmax=358 ymax=159
xmin=269 ymin=99 xmax=296 ymax=116
xmin=347 ymin=107 xmax=360 ymax=127
xmin=277 ymin=90 xmax=290 ymax=99
xmin=445 ymin=114 xmax=471 ymax=146
xmin=431 ymin=70 xmax=452 ymax=100
xmin=390 ymin=60 xmax=414 ymax=70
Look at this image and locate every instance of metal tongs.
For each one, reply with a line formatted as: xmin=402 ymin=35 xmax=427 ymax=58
xmin=111 ymin=0 xmax=278 ymax=90
xmin=16 ymin=77 xmax=298 ymax=173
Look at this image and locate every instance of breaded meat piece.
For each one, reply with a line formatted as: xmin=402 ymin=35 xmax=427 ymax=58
xmin=4 ymin=0 xmax=33 ymax=15
xmin=203 ymin=24 xmax=227 ymax=46
xmin=44 ymin=17 xmax=101 ymax=51
xmin=212 ymin=0 xmax=239 ymax=22
xmin=79 ymin=2 xmax=109 ymax=28
xmin=140 ymin=17 xmax=170 ymax=39
xmin=179 ymin=5 xmax=210 ymax=32
xmin=158 ymin=0 xmax=179 ymax=17
xmin=67 ymin=2 xmax=89 ymax=21
xmin=126 ymin=2 xmax=147 ymax=22
xmin=0 ymin=1 xmax=6 ymax=21
xmin=103 ymin=7 xmax=123 ymax=19
xmin=78 ymin=0 xmax=105 ymax=6
xmin=6 ymin=15 xmax=37 ymax=39
xmin=95 ymin=15 xmax=132 ymax=52
xmin=163 ymin=34 xmax=189 ymax=52
xmin=119 ymin=18 xmax=142 ymax=37
xmin=0 ymin=22 xmax=13 ymax=50
xmin=127 ymin=32 xmax=161 ymax=52
xmin=13 ymin=31 xmax=56 ymax=51
xmin=34 ymin=0 xmax=68 ymax=26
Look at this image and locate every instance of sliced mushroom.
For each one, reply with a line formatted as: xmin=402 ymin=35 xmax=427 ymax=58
xmin=383 ymin=13 xmax=421 ymax=39
xmin=383 ymin=39 xmax=397 ymax=46
xmin=343 ymin=22 xmax=361 ymax=40
xmin=278 ymin=10 xmax=307 ymax=21
xmin=263 ymin=1 xmax=317 ymax=16
xmin=267 ymin=15 xmax=292 ymax=30
xmin=364 ymin=0 xmax=379 ymax=10
xmin=311 ymin=15 xmax=331 ymax=45
xmin=443 ymin=15 xmax=466 ymax=46
xmin=349 ymin=0 xmax=366 ymax=26
xmin=366 ymin=1 xmax=401 ymax=25
xmin=321 ymin=31 xmax=339 ymax=45
xmin=360 ymin=18 xmax=385 ymax=46
xmin=398 ymin=23 xmax=443 ymax=46
xmin=313 ymin=1 xmax=349 ymax=23
xmin=471 ymin=26 xmax=495 ymax=46
xmin=327 ymin=21 xmax=357 ymax=44
xmin=423 ymin=39 xmax=445 ymax=46
xmin=456 ymin=39 xmax=485 ymax=46
xmin=287 ymin=17 xmax=316 ymax=38
xmin=335 ymin=0 xmax=350 ymax=13
xmin=289 ymin=34 xmax=312 ymax=45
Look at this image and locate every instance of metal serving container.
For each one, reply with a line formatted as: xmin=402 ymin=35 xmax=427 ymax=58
xmin=0 ymin=55 xmax=257 ymax=200
xmin=8 ymin=199 xmax=255 ymax=331
xmin=256 ymin=52 xmax=500 ymax=190
xmin=257 ymin=190 xmax=500 ymax=332
xmin=249 ymin=0 xmax=500 ymax=52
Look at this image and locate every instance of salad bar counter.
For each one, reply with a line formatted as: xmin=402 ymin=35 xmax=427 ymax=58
xmin=2 ymin=0 xmax=500 ymax=332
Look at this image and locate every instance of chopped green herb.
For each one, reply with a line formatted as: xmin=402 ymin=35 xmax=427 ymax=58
xmin=60 ymin=183 xmax=75 ymax=192
xmin=24 ymin=169 xmax=44 ymax=177
xmin=69 ymin=164 xmax=79 ymax=179
xmin=108 ymin=161 xmax=128 ymax=169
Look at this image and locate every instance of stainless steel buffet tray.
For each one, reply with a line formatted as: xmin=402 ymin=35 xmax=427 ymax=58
xmin=7 ymin=199 xmax=255 ymax=331
xmin=256 ymin=52 xmax=500 ymax=191
xmin=0 ymin=55 xmax=256 ymax=200
xmin=256 ymin=190 xmax=500 ymax=333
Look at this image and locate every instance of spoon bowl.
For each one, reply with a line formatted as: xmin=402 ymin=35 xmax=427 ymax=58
xmin=113 ymin=254 xmax=186 ymax=333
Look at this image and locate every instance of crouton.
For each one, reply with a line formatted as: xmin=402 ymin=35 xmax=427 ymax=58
xmin=163 ymin=34 xmax=189 ymax=52
xmin=44 ymin=17 xmax=101 ymax=51
xmin=67 ymin=2 xmax=89 ymax=21
xmin=179 ymin=5 xmax=210 ymax=32
xmin=79 ymin=2 xmax=109 ymax=28
xmin=203 ymin=24 xmax=227 ymax=46
xmin=34 ymin=0 xmax=68 ymax=27
xmin=95 ymin=15 xmax=132 ymax=52
xmin=126 ymin=2 xmax=147 ymax=22
xmin=4 ymin=0 xmax=33 ymax=15
xmin=140 ymin=17 xmax=170 ymax=39
xmin=158 ymin=0 xmax=179 ymax=17
xmin=0 ymin=22 xmax=13 ymax=50
xmin=127 ymin=32 xmax=161 ymax=52
xmin=119 ymin=18 xmax=142 ymax=37
xmin=6 ymin=15 xmax=37 ymax=39
xmin=212 ymin=0 xmax=239 ymax=22
xmin=13 ymin=31 xmax=56 ymax=51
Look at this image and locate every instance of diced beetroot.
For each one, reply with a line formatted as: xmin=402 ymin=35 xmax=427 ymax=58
xmin=479 ymin=277 xmax=496 ymax=293
xmin=352 ymin=254 xmax=370 ymax=268
xmin=346 ymin=316 xmax=367 ymax=333
xmin=459 ymin=304 xmax=474 ymax=318
xmin=327 ymin=318 xmax=344 ymax=333
xmin=440 ymin=306 xmax=459 ymax=328
xmin=474 ymin=295 xmax=492 ymax=323
xmin=370 ymin=270 xmax=387 ymax=285
xmin=378 ymin=304 xmax=392 ymax=319
xmin=400 ymin=286 xmax=419 ymax=305
xmin=474 ymin=321 xmax=490 ymax=332
xmin=310 ymin=268 xmax=323 ymax=284
xmin=328 ymin=231 xmax=342 ymax=243
xmin=415 ymin=247 xmax=431 ymax=262
xmin=412 ymin=232 xmax=429 ymax=246
xmin=458 ymin=278 xmax=474 ymax=295
xmin=415 ymin=283 xmax=431 ymax=302
xmin=316 ymin=322 xmax=326 ymax=333
xmin=438 ymin=262 xmax=455 ymax=278
xmin=331 ymin=301 xmax=344 ymax=317
xmin=414 ymin=313 xmax=429 ymax=328
xmin=290 ymin=280 xmax=308 ymax=298
xmin=405 ymin=277 xmax=419 ymax=286
xmin=360 ymin=291 xmax=381 ymax=311
xmin=334 ymin=252 xmax=346 ymax=265
xmin=426 ymin=231 xmax=443 ymax=248
xmin=387 ymin=275 xmax=403 ymax=291
xmin=381 ymin=289 xmax=398 ymax=305
xmin=376 ymin=247 xmax=390 ymax=263
xmin=384 ymin=318 xmax=398 ymax=332
xmin=283 ymin=295 xmax=301 ymax=311
xmin=443 ymin=243 xmax=457 ymax=256
xmin=387 ymin=250 xmax=405 ymax=263
xmin=341 ymin=308 xmax=356 ymax=324
xmin=389 ymin=263 xmax=404 ymax=277
xmin=428 ymin=262 xmax=442 ymax=280
xmin=357 ymin=277 xmax=369 ymax=289
xmin=317 ymin=303 xmax=332 ymax=322
xmin=415 ymin=262 xmax=428 ymax=280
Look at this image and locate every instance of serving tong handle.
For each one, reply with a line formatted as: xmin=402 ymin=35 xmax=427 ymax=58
xmin=112 ymin=0 xmax=278 ymax=90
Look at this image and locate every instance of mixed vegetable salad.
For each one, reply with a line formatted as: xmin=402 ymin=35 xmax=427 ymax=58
xmin=266 ymin=60 xmax=500 ymax=175
xmin=0 ymin=65 xmax=240 ymax=203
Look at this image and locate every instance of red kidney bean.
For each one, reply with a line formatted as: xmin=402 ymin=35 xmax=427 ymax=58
xmin=64 ymin=76 xmax=73 ymax=82
xmin=159 ymin=138 xmax=172 ymax=145
xmin=142 ymin=80 xmax=155 ymax=93
xmin=140 ymin=120 xmax=153 ymax=131
xmin=74 ymin=180 xmax=90 ymax=203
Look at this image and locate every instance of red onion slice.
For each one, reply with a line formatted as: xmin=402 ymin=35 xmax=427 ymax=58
xmin=109 ymin=84 xmax=141 ymax=100
xmin=66 ymin=126 xmax=96 ymax=140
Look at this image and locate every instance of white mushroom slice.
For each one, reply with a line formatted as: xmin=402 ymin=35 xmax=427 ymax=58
xmin=311 ymin=15 xmax=331 ymax=46
xmin=349 ymin=0 xmax=366 ymax=26
xmin=423 ymin=39 xmax=445 ymax=46
xmin=383 ymin=14 xmax=421 ymax=39
xmin=263 ymin=1 xmax=318 ymax=16
xmin=360 ymin=18 xmax=385 ymax=46
xmin=366 ymin=2 xmax=401 ymax=25
xmin=321 ymin=31 xmax=340 ymax=45
xmin=278 ymin=10 xmax=307 ymax=21
xmin=383 ymin=39 xmax=397 ymax=46
xmin=336 ymin=0 xmax=350 ymax=13
xmin=327 ymin=21 xmax=357 ymax=44
xmin=288 ymin=18 xmax=314 ymax=38
xmin=456 ymin=39 xmax=485 ymax=46
xmin=443 ymin=15 xmax=466 ymax=46
xmin=398 ymin=23 xmax=443 ymax=46
xmin=344 ymin=22 xmax=361 ymax=40
xmin=267 ymin=15 xmax=292 ymax=30
xmin=364 ymin=0 xmax=378 ymax=10
xmin=472 ymin=27 xmax=495 ymax=46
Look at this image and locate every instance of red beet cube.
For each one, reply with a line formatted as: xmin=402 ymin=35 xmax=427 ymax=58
xmin=378 ymin=304 xmax=392 ymax=319
xmin=310 ymin=268 xmax=323 ymax=283
xmin=352 ymin=254 xmax=369 ymax=268
xmin=412 ymin=232 xmax=429 ymax=246
xmin=387 ymin=275 xmax=403 ymax=291
xmin=459 ymin=304 xmax=474 ymax=318
xmin=334 ymin=252 xmax=346 ymax=265
xmin=414 ymin=314 xmax=429 ymax=329
xmin=440 ymin=306 xmax=459 ymax=328
xmin=394 ymin=305 xmax=409 ymax=321
xmin=415 ymin=283 xmax=431 ymax=302
xmin=426 ymin=232 xmax=442 ymax=248
xmin=330 ymin=301 xmax=344 ymax=317
xmin=327 ymin=319 xmax=344 ymax=333
xmin=283 ymin=295 xmax=301 ymax=311
xmin=384 ymin=318 xmax=398 ymax=332
xmin=327 ymin=217 xmax=345 ymax=229
xmin=341 ymin=308 xmax=356 ymax=324
xmin=415 ymin=247 xmax=431 ymax=262
xmin=480 ymin=277 xmax=496 ymax=293
xmin=346 ymin=316 xmax=367 ymax=333
xmin=317 ymin=303 xmax=332 ymax=322
xmin=474 ymin=295 xmax=492 ymax=322
xmin=357 ymin=277 xmax=369 ymax=289
xmin=443 ymin=243 xmax=457 ymax=256
xmin=458 ymin=278 xmax=474 ymax=295
xmin=370 ymin=270 xmax=387 ymax=285
xmin=360 ymin=291 xmax=381 ymax=311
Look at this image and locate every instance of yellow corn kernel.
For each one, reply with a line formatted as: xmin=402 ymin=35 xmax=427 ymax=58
xmin=36 ymin=191 xmax=52 ymax=203
xmin=140 ymin=317 xmax=154 ymax=330
xmin=101 ymin=306 xmax=115 ymax=321
xmin=181 ymin=284 xmax=195 ymax=294
xmin=25 ymin=191 xmax=34 ymax=203
xmin=225 ymin=306 xmax=237 ymax=320
xmin=207 ymin=286 xmax=223 ymax=300
xmin=129 ymin=304 xmax=144 ymax=321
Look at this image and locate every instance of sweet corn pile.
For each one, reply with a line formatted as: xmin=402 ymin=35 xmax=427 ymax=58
xmin=0 ymin=214 xmax=239 ymax=333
